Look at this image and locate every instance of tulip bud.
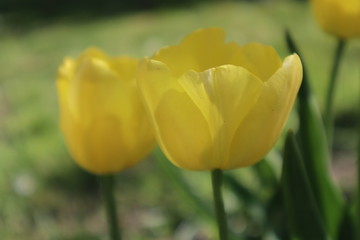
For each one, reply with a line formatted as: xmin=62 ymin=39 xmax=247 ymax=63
xmin=56 ymin=48 xmax=154 ymax=174
xmin=311 ymin=0 xmax=360 ymax=39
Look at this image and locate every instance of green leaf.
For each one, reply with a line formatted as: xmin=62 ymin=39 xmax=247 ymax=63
xmin=355 ymin=81 xmax=360 ymax=237
xmin=266 ymin=188 xmax=289 ymax=240
xmin=281 ymin=130 xmax=329 ymax=240
xmin=336 ymin=205 xmax=358 ymax=240
xmin=285 ymin=30 xmax=344 ymax=239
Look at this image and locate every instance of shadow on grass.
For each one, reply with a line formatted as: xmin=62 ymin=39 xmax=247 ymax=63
xmin=45 ymin=165 xmax=99 ymax=196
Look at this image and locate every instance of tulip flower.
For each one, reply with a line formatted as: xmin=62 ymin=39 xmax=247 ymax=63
xmin=56 ymin=48 xmax=154 ymax=175
xmin=310 ymin=0 xmax=360 ymax=39
xmin=137 ymin=28 xmax=303 ymax=171
xmin=310 ymin=0 xmax=357 ymax=145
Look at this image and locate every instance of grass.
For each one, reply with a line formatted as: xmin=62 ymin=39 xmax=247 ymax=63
xmin=0 ymin=1 xmax=358 ymax=239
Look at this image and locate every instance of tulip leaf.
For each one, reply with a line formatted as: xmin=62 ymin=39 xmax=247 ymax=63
xmin=281 ymin=130 xmax=329 ymax=240
xmin=356 ymin=88 xmax=360 ymax=237
xmin=266 ymin=188 xmax=289 ymax=240
xmin=153 ymin=147 xmax=214 ymax=221
xmin=285 ymin=30 xmax=344 ymax=238
xmin=336 ymin=205 xmax=358 ymax=240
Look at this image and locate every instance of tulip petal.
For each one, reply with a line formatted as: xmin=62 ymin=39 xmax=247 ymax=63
xmin=152 ymin=28 xmax=282 ymax=82
xmin=153 ymin=28 xmax=237 ymax=77
xmin=68 ymin=55 xmax=139 ymax=126
xmin=57 ymin=58 xmax=75 ymax=113
xmin=180 ymin=28 xmax=229 ymax=70
xmin=56 ymin=48 xmax=107 ymax=113
xmin=229 ymin=43 xmax=282 ymax=82
xmin=178 ymin=65 xmax=263 ymax=168
xmin=69 ymin=56 xmax=116 ymax=122
xmin=63 ymin=113 xmax=152 ymax=174
xmin=138 ymin=59 xmax=214 ymax=170
xmin=227 ymin=54 xmax=302 ymax=169
xmin=112 ymin=57 xmax=139 ymax=81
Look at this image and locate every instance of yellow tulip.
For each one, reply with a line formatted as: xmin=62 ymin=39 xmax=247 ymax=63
xmin=57 ymin=48 xmax=154 ymax=174
xmin=311 ymin=0 xmax=360 ymax=39
xmin=137 ymin=28 xmax=303 ymax=171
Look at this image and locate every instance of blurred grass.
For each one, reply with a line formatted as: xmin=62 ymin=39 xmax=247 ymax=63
xmin=0 ymin=0 xmax=359 ymax=239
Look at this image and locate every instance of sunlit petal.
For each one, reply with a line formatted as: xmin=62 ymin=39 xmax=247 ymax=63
xmin=227 ymin=54 xmax=302 ymax=169
xmin=138 ymin=59 xmax=214 ymax=170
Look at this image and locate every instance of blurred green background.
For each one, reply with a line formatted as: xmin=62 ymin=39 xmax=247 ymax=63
xmin=0 ymin=0 xmax=359 ymax=239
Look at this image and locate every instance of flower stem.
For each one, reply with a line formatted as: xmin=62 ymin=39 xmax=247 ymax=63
xmin=357 ymin=71 xmax=360 ymax=237
xmin=100 ymin=174 xmax=121 ymax=240
xmin=211 ymin=169 xmax=228 ymax=240
xmin=324 ymin=38 xmax=346 ymax=146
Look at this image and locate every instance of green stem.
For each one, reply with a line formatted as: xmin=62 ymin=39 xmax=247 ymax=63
xmin=324 ymin=39 xmax=346 ymax=147
xmin=211 ymin=169 xmax=228 ymax=240
xmin=100 ymin=174 xmax=121 ymax=240
xmin=357 ymin=70 xmax=360 ymax=236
